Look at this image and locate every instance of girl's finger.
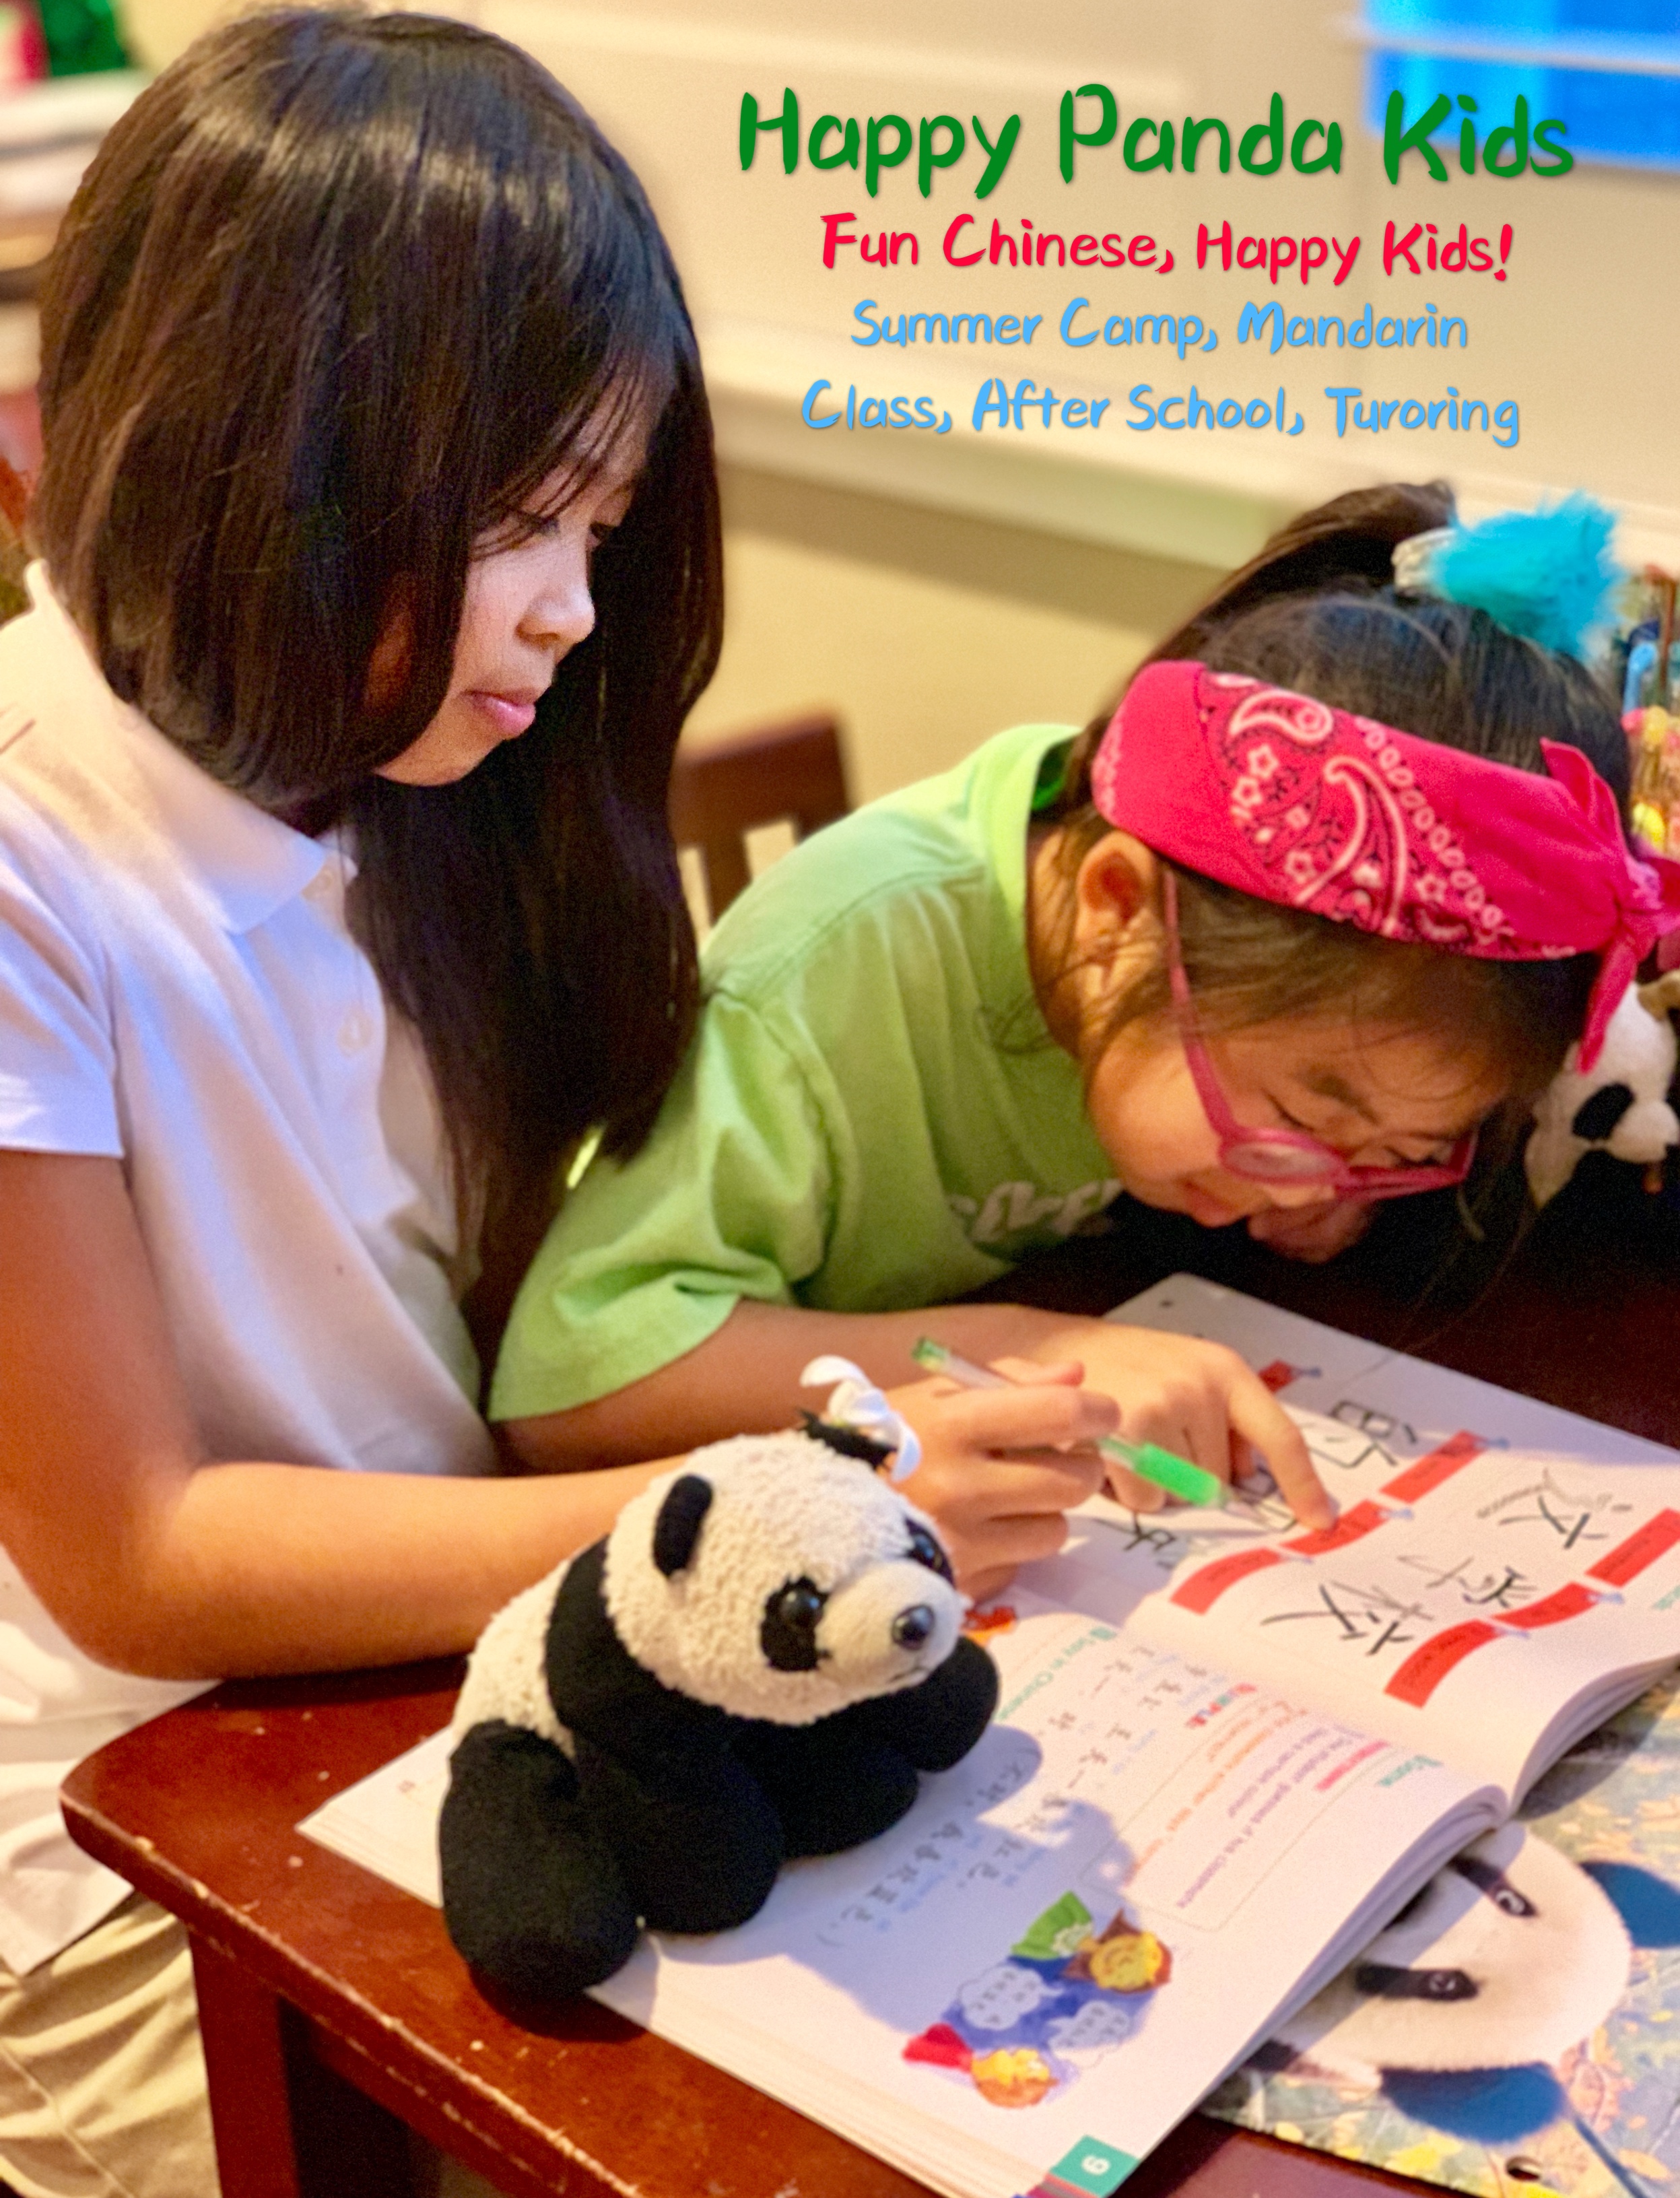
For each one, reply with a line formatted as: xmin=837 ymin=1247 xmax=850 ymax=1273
xmin=1225 ymin=1378 xmax=1333 ymax=1529
xmin=920 ymin=1449 xmax=1106 ymax=1521
xmin=957 ymin=1507 xmax=1076 ymax=1576
xmin=964 ymin=1564 xmax=1019 ymax=1605
xmin=1172 ymin=1396 xmax=1236 ymax=1481
xmin=1100 ymin=1462 xmax=1167 ymax=1513
xmin=938 ymin=1383 xmax=1119 ymax=1454
xmin=990 ymin=1355 xmax=1085 ymax=1389
xmin=1115 ymin=1388 xmax=1231 ymax=1484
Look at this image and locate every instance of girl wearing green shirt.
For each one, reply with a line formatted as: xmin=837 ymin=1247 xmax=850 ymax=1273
xmin=495 ymin=484 xmax=1669 ymax=1599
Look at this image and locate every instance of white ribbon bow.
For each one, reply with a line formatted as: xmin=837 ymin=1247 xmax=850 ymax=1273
xmin=799 ymin=1356 xmax=922 ymax=1482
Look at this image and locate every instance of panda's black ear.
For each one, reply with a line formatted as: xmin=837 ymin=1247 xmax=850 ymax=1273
xmin=652 ymin=1475 xmax=713 ymax=1576
xmin=798 ymin=1409 xmax=894 ymax=1471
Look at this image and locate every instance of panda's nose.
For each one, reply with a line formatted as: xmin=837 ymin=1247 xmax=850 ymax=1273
xmin=893 ymin=1604 xmax=936 ymax=1649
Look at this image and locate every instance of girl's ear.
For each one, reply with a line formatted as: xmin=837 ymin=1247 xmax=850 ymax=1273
xmin=365 ymin=587 xmax=415 ymax=713
xmin=1073 ymin=832 xmax=1158 ymax=942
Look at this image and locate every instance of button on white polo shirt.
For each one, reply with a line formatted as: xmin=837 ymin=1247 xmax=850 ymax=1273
xmin=0 ymin=570 xmax=496 ymax=1972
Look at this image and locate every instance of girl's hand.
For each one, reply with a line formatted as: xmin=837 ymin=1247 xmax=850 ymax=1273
xmin=1020 ymin=1322 xmax=1333 ymax=1531
xmin=892 ymin=1360 xmax=1118 ymax=1603
xmin=1246 ymin=1199 xmax=1374 ymax=1263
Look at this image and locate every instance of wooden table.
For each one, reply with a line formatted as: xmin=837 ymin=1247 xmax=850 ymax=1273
xmin=61 ymin=1180 xmax=1680 ymax=2198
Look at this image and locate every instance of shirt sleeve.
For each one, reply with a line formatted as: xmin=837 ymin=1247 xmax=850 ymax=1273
xmin=0 ymin=849 xmax=121 ymax=1157
xmin=489 ymin=990 xmax=834 ymax=1421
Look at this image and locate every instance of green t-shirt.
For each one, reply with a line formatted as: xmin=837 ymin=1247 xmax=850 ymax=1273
xmin=490 ymin=723 xmax=1119 ymax=1420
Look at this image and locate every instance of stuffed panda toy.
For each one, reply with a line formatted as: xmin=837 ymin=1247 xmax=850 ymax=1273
xmin=1525 ymin=972 xmax=1680 ymax=1207
xmin=440 ymin=1428 xmax=999 ymax=2000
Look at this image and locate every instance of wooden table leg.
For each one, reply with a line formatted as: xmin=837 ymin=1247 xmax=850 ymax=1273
xmin=191 ymin=1936 xmax=419 ymax=2198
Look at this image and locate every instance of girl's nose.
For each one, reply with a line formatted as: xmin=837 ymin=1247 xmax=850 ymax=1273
xmin=522 ymin=549 xmax=596 ymax=657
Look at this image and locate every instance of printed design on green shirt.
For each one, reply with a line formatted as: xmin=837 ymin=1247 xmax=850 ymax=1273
xmin=949 ymin=1178 xmax=1122 ymax=1246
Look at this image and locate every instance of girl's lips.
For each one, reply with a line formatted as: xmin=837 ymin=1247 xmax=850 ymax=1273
xmin=465 ymin=690 xmax=538 ymax=737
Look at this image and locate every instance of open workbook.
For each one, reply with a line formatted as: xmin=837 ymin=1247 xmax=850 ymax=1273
xmin=302 ymin=1277 xmax=1680 ymax=2198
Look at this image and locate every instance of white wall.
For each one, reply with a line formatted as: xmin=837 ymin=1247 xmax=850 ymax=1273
xmin=465 ymin=0 xmax=1680 ymax=803
xmin=688 ymin=464 xmax=1217 ymax=804
xmin=475 ymin=0 xmax=1680 ymax=553
xmin=116 ymin=0 xmax=1680 ymax=807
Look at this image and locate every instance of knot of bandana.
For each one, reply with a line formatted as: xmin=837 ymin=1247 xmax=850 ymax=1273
xmin=1090 ymin=660 xmax=1680 ymax=1071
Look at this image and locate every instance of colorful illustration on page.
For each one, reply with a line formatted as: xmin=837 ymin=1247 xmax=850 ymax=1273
xmin=1207 ymin=1668 xmax=1680 ymax=2198
xmin=902 ymin=1890 xmax=1172 ymax=2108
xmin=965 ymin=1603 xmax=1020 ymax=1648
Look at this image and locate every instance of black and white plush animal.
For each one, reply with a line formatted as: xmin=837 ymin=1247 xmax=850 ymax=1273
xmin=1526 ymin=973 xmax=1680 ymax=1206
xmin=440 ymin=1430 xmax=999 ymax=1999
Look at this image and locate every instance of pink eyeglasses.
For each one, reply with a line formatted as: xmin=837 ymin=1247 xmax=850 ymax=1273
xmin=1160 ymin=872 xmax=1477 ymax=1203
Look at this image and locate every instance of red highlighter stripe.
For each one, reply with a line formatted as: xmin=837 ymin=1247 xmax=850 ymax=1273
xmin=1385 ymin=1621 xmax=1502 ymax=1706
xmin=1170 ymin=1547 xmax=1285 ymax=1614
xmin=1381 ymin=1432 xmax=1485 ymax=1504
xmin=1284 ymin=1500 xmax=1390 ymax=1557
xmin=1588 ymin=1510 xmax=1680 ymax=1588
xmin=1497 ymin=1582 xmax=1599 ymax=1630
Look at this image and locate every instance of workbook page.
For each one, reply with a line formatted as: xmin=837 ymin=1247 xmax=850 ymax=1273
xmin=593 ymin=1595 xmax=1498 ymax=2198
xmin=1093 ymin=1278 xmax=1680 ymax=1803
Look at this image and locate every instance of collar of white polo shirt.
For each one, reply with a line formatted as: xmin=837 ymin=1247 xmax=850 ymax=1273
xmin=24 ymin=564 xmax=329 ymax=934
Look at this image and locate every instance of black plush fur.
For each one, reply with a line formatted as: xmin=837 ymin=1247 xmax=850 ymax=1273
xmin=440 ymin=1541 xmax=999 ymax=1999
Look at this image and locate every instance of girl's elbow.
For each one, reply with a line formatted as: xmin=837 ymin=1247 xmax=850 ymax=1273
xmin=49 ymin=1590 xmax=221 ymax=1683
xmin=498 ymin=1407 xmax=610 ymax=1474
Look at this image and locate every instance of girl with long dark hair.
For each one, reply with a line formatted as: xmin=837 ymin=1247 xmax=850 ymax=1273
xmin=0 ymin=14 xmax=1113 ymax=2190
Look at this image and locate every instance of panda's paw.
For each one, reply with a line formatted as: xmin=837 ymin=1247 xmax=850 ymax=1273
xmin=575 ymin=1741 xmax=785 ymax=1935
xmin=853 ymin=1636 xmax=1000 ymax=1770
xmin=440 ymin=1721 xmax=639 ymax=1998
xmin=734 ymin=1721 xmax=921 ymax=1856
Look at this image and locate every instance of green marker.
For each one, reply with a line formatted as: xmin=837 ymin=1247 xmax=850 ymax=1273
xmin=910 ymin=1335 xmax=1228 ymax=1509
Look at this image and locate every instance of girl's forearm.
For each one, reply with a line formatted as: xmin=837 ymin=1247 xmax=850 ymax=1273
xmin=51 ymin=1454 xmax=668 ymax=1681
xmin=498 ymin=1298 xmax=1331 ymax=1531
xmin=0 ymin=1152 xmax=671 ymax=1681
xmin=501 ymin=1298 xmax=1080 ymax=1470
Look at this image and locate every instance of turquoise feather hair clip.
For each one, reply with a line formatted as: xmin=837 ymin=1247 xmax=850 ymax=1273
xmin=1390 ymin=492 xmax=1623 ymax=661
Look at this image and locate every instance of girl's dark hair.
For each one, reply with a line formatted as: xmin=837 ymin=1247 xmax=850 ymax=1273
xmin=1036 ymin=481 xmax=1629 ymax=1122
xmin=33 ymin=7 xmax=721 ymax=1232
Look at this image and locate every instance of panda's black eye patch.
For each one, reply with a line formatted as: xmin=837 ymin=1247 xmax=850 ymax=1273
xmin=1451 ymin=1854 xmax=1537 ymax=1917
xmin=762 ymin=1576 xmax=828 ymax=1671
xmin=1353 ymin=1964 xmax=1478 ymax=2001
xmin=1572 ymin=1084 xmax=1635 ymax=1141
xmin=906 ymin=1524 xmax=954 ymax=1584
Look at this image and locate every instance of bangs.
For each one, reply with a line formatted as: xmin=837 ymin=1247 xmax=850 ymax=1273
xmin=34 ymin=5 xmax=703 ymax=802
xmin=463 ymin=143 xmax=688 ymax=540
xmin=479 ymin=358 xmax=674 ymax=548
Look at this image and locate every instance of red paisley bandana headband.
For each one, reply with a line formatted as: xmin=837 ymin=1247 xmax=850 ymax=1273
xmin=1089 ymin=660 xmax=1680 ymax=1072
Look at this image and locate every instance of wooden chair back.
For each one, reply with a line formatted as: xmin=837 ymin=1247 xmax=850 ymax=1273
xmin=669 ymin=710 xmax=849 ymax=923
xmin=0 ymin=450 xmax=28 ymax=623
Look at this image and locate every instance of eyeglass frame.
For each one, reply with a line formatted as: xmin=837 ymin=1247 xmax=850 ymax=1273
xmin=1158 ymin=869 xmax=1477 ymax=1203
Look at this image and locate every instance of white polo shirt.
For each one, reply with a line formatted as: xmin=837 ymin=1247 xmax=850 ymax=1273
xmin=0 ymin=570 xmax=496 ymax=1972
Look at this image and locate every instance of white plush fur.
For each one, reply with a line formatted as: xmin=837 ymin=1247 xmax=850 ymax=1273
xmin=1526 ymin=977 xmax=1680 ymax=1207
xmin=1275 ymin=1824 xmax=1631 ymax=2084
xmin=450 ymin=1562 xmax=575 ymax=1757
xmin=603 ymin=1433 xmax=964 ymax=1725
